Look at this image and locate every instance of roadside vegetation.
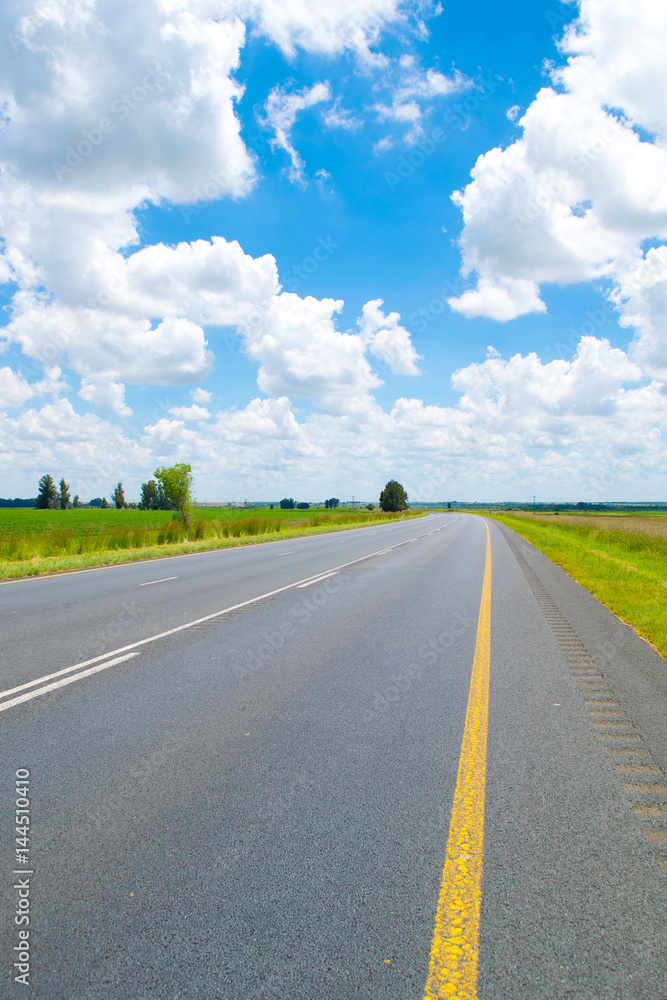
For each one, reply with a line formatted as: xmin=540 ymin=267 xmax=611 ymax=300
xmin=0 ymin=505 xmax=424 ymax=579
xmin=487 ymin=511 xmax=667 ymax=659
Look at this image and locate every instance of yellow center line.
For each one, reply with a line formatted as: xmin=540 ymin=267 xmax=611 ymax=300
xmin=424 ymin=522 xmax=492 ymax=1000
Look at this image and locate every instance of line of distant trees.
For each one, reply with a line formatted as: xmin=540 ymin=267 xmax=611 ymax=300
xmin=25 ymin=475 xmax=134 ymax=509
xmin=279 ymin=498 xmax=310 ymax=509
xmin=6 ymin=474 xmax=415 ymax=513
xmin=7 ymin=466 xmax=192 ymax=519
xmin=279 ymin=497 xmax=341 ymax=509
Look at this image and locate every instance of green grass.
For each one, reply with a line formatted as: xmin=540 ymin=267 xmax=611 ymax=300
xmin=488 ymin=512 xmax=667 ymax=659
xmin=0 ymin=506 xmax=424 ymax=579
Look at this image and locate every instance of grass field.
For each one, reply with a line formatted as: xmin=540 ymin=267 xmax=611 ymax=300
xmin=487 ymin=511 xmax=667 ymax=659
xmin=0 ymin=506 xmax=424 ymax=579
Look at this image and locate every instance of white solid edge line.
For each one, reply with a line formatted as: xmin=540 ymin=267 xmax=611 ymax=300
xmin=0 ymin=653 xmax=141 ymax=713
xmin=0 ymin=515 xmax=458 ymax=706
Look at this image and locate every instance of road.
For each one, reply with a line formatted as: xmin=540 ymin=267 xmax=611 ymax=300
xmin=1 ymin=512 xmax=666 ymax=999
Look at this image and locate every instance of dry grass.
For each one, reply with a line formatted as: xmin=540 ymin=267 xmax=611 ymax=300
xmin=489 ymin=512 xmax=667 ymax=658
xmin=506 ymin=510 xmax=667 ymax=540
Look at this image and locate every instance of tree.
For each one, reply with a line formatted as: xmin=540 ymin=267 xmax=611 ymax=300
xmin=324 ymin=498 xmax=340 ymax=509
xmin=73 ymin=495 xmax=81 ymax=508
xmin=366 ymin=503 xmax=374 ymax=510
xmin=111 ymin=482 xmax=126 ymax=509
xmin=139 ymin=480 xmax=158 ymax=510
xmin=154 ymin=463 xmax=194 ymax=528
xmin=379 ymin=479 xmax=408 ymax=512
xmin=280 ymin=498 xmax=296 ymax=509
xmin=59 ymin=478 xmax=71 ymax=509
xmin=35 ymin=475 xmax=59 ymax=509
xmin=296 ymin=502 xmax=310 ymax=509
xmin=101 ymin=496 xmax=109 ymax=509
xmin=139 ymin=479 xmax=174 ymax=511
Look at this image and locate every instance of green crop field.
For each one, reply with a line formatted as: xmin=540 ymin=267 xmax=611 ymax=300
xmin=487 ymin=511 xmax=667 ymax=659
xmin=0 ymin=505 xmax=423 ymax=579
xmin=0 ymin=507 xmax=175 ymax=536
xmin=0 ymin=505 xmax=315 ymax=536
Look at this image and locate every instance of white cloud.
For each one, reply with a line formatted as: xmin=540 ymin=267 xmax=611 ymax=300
xmin=612 ymin=246 xmax=667 ymax=380
xmin=130 ymin=335 xmax=665 ymax=502
xmin=0 ymin=232 xmax=279 ymax=392
xmin=0 ymin=398 xmax=151 ymax=498
xmin=215 ymin=293 xmax=420 ymax=413
xmin=32 ymin=365 xmax=70 ymax=399
xmin=373 ymin=136 xmax=395 ymax=154
xmin=5 ymin=301 xmax=214 ymax=386
xmin=399 ymin=66 xmax=470 ymax=100
xmin=373 ymin=62 xmax=471 ymax=143
xmin=211 ymin=396 xmax=303 ymax=446
xmin=0 ymin=3 xmax=254 ymax=203
xmin=0 ymin=367 xmax=35 ymax=408
xmin=358 ymin=299 xmax=422 ymax=374
xmin=1 ymin=0 xmax=427 ymax=321
xmin=451 ymin=337 xmax=643 ymax=429
xmin=0 ymin=363 xmax=70 ymax=410
xmin=1 ymin=333 xmax=664 ymax=502
xmin=0 ymin=0 xmax=260 ymax=398
xmin=235 ymin=0 xmax=412 ymax=62
xmin=169 ymin=404 xmax=212 ymax=421
xmin=192 ymin=387 xmax=212 ymax=403
xmin=103 ymin=237 xmax=279 ymax=324
xmin=79 ymin=378 xmax=132 ymax=418
xmin=0 ymin=0 xmax=449 ymax=414
xmin=0 ymin=227 xmax=423 ymax=411
xmin=449 ymin=277 xmax=546 ymax=322
xmin=322 ymin=102 xmax=363 ymax=132
xmin=375 ymin=99 xmax=422 ymax=123
xmin=240 ymin=293 xmax=381 ymax=411
xmin=140 ymin=394 xmax=315 ymax=499
xmin=557 ymin=0 xmax=667 ymax=141
xmin=0 ymin=255 xmax=13 ymax=285
xmin=448 ymin=0 xmax=667 ymax=346
xmin=263 ymin=81 xmax=332 ymax=184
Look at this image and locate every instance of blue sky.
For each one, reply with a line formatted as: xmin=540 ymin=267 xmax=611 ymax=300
xmin=1 ymin=0 xmax=666 ymax=503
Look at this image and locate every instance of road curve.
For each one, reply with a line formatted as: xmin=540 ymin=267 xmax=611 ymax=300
xmin=1 ymin=513 xmax=666 ymax=999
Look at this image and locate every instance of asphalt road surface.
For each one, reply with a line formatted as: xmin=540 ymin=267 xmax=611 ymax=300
xmin=1 ymin=512 xmax=666 ymax=999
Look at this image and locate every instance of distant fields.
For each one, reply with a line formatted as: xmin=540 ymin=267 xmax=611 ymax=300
xmin=0 ymin=506 xmax=423 ymax=579
xmin=488 ymin=511 xmax=667 ymax=659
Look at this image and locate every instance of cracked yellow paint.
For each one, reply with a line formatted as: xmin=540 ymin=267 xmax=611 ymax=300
xmin=423 ymin=522 xmax=492 ymax=1000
